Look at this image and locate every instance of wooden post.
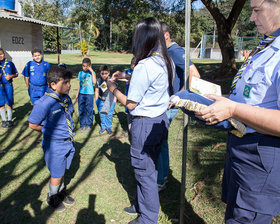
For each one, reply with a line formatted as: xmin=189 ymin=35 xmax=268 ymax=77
xmin=57 ymin=27 xmax=60 ymax=64
xmin=179 ymin=0 xmax=191 ymax=223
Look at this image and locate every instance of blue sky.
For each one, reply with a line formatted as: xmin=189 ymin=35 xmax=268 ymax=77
xmin=192 ymin=0 xmax=205 ymax=10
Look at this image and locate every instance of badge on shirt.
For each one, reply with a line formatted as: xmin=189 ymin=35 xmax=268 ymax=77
xmin=243 ymin=85 xmax=251 ymax=98
xmin=100 ymin=81 xmax=107 ymax=92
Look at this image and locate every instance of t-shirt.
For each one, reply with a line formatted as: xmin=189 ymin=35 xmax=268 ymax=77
xmin=0 ymin=60 xmax=18 ymax=84
xmin=95 ymin=78 xmax=109 ymax=101
xmin=168 ymin=41 xmax=193 ymax=93
xmin=78 ymin=70 xmax=96 ymax=94
xmin=22 ymin=60 xmax=50 ymax=86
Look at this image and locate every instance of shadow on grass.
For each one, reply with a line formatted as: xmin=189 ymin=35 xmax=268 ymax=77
xmin=75 ymin=194 xmax=106 ymax=224
xmin=0 ymin=99 xmax=107 ymax=223
xmin=160 ymin=170 xmax=206 ymax=224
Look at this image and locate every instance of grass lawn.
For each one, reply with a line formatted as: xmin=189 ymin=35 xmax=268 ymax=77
xmin=0 ymin=52 xmax=279 ymax=224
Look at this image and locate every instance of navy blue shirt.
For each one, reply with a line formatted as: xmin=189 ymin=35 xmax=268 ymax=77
xmin=168 ymin=42 xmax=193 ymax=93
xmin=28 ymin=88 xmax=75 ymax=140
xmin=0 ymin=60 xmax=18 ymax=84
xmin=22 ymin=60 xmax=50 ymax=86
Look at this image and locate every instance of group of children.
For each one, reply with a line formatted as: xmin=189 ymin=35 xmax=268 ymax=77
xmin=0 ymin=47 xmax=133 ymax=211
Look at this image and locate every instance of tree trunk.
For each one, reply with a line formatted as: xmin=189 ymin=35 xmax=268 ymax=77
xmin=216 ymin=23 xmax=237 ymax=78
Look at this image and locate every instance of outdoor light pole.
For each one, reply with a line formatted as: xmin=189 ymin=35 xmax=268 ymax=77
xmin=179 ymin=0 xmax=191 ymax=223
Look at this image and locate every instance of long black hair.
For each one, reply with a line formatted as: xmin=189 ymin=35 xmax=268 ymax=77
xmin=132 ymin=17 xmax=174 ymax=95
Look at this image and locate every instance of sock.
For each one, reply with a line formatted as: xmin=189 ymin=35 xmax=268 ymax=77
xmin=7 ymin=109 xmax=12 ymax=121
xmin=59 ymin=182 xmax=65 ymax=192
xmin=0 ymin=109 xmax=6 ymax=121
xmin=48 ymin=181 xmax=60 ymax=196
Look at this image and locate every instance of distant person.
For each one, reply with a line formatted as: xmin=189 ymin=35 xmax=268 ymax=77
xmin=28 ymin=66 xmax=75 ymax=212
xmin=22 ymin=48 xmax=51 ymax=104
xmin=75 ymin=58 xmax=96 ymax=132
xmin=157 ymin=22 xmax=201 ymax=191
xmin=0 ymin=48 xmax=18 ymax=128
xmin=112 ymin=57 xmax=136 ymax=140
xmin=108 ymin=17 xmax=174 ymax=224
xmin=95 ymin=65 xmax=116 ymax=134
xmin=243 ymin=49 xmax=250 ymax=61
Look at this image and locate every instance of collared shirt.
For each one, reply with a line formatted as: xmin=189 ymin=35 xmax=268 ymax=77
xmin=22 ymin=60 xmax=50 ymax=86
xmin=230 ymin=29 xmax=280 ymax=133
xmin=127 ymin=54 xmax=173 ymax=118
xmin=0 ymin=60 xmax=17 ymax=84
xmin=78 ymin=70 xmax=95 ymax=94
xmin=168 ymin=41 xmax=193 ymax=93
xmin=28 ymin=88 xmax=75 ymax=140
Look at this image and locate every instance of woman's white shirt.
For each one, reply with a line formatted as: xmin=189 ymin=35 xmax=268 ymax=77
xmin=127 ymin=55 xmax=172 ymax=118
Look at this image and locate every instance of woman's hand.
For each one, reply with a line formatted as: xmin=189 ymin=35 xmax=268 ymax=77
xmin=195 ymin=94 xmax=237 ymax=125
xmin=107 ymin=79 xmax=117 ymax=92
xmin=112 ymin=71 xmax=126 ymax=81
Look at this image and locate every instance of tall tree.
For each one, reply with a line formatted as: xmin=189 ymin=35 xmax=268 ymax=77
xmin=199 ymin=0 xmax=246 ymax=77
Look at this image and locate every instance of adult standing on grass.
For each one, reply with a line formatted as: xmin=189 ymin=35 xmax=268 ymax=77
xmin=195 ymin=0 xmax=280 ymax=223
xmin=107 ymin=17 xmax=174 ymax=224
xmin=157 ymin=22 xmax=201 ymax=191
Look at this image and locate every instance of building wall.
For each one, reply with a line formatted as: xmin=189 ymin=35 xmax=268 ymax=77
xmin=0 ymin=18 xmax=43 ymax=72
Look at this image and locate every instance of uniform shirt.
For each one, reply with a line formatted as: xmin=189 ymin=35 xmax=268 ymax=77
xmin=127 ymin=54 xmax=172 ymax=118
xmin=230 ymin=29 xmax=280 ymax=133
xmin=168 ymin=41 xmax=193 ymax=93
xmin=78 ymin=70 xmax=95 ymax=94
xmin=95 ymin=78 xmax=109 ymax=101
xmin=28 ymin=88 xmax=75 ymax=140
xmin=0 ymin=60 xmax=17 ymax=84
xmin=22 ymin=60 xmax=50 ymax=86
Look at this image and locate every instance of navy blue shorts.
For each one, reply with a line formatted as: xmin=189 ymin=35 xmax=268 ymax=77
xmin=42 ymin=138 xmax=75 ymax=178
xmin=0 ymin=83 xmax=14 ymax=106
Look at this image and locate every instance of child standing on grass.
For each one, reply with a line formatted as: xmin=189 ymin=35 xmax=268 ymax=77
xmin=95 ymin=65 xmax=116 ymax=134
xmin=22 ymin=48 xmax=50 ymax=104
xmin=0 ymin=48 xmax=18 ymax=128
xmin=75 ymin=58 xmax=96 ymax=132
xmin=28 ymin=66 xmax=75 ymax=212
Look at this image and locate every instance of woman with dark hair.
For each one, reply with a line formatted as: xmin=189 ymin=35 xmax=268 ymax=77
xmin=107 ymin=17 xmax=174 ymax=224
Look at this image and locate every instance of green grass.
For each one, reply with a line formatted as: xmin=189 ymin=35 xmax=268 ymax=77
xmin=0 ymin=53 xmax=279 ymax=224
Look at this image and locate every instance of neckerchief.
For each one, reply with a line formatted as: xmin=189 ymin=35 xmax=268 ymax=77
xmin=230 ymin=30 xmax=280 ymax=94
xmin=167 ymin=40 xmax=177 ymax=49
xmin=0 ymin=59 xmax=8 ymax=80
xmin=45 ymin=90 xmax=74 ymax=140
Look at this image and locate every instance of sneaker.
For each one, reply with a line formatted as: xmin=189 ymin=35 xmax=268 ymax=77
xmin=106 ymin=128 xmax=113 ymax=134
xmin=1 ymin=121 xmax=7 ymax=128
xmin=124 ymin=205 xmax=139 ymax=215
xmin=6 ymin=121 xmax=13 ymax=127
xmin=58 ymin=189 xmax=75 ymax=205
xmin=46 ymin=194 xmax=66 ymax=212
xmin=99 ymin=129 xmax=106 ymax=134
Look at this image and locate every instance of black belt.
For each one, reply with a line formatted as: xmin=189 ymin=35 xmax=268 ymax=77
xmin=132 ymin=116 xmax=146 ymax=119
xmin=246 ymin=132 xmax=262 ymax=136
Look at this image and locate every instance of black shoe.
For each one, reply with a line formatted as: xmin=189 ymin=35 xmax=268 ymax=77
xmin=58 ymin=189 xmax=75 ymax=205
xmin=128 ymin=218 xmax=140 ymax=224
xmin=124 ymin=205 xmax=139 ymax=215
xmin=6 ymin=121 xmax=13 ymax=127
xmin=46 ymin=194 xmax=66 ymax=212
xmin=1 ymin=121 xmax=7 ymax=128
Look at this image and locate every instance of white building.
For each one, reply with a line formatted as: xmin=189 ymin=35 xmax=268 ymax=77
xmin=0 ymin=1 xmax=64 ymax=72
